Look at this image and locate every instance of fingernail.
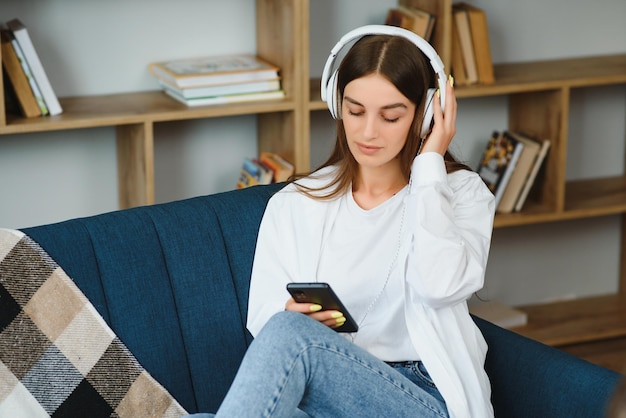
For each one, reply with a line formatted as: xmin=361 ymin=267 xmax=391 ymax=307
xmin=436 ymin=89 xmax=440 ymax=98
xmin=310 ymin=304 xmax=322 ymax=312
xmin=336 ymin=316 xmax=347 ymax=325
xmin=448 ymin=74 xmax=454 ymax=87
xmin=331 ymin=312 xmax=344 ymax=319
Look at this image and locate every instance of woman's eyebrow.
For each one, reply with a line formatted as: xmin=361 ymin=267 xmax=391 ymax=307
xmin=344 ymin=95 xmax=408 ymax=110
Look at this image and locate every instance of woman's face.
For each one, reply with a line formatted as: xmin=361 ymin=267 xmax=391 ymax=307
xmin=342 ymin=73 xmax=416 ymax=171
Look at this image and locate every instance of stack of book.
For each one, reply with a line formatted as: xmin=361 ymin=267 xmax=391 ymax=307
xmin=1 ymin=18 xmax=62 ymax=118
xmin=237 ymin=152 xmax=294 ymax=189
xmin=451 ymin=3 xmax=495 ymax=86
xmin=476 ymin=130 xmax=551 ymax=213
xmin=148 ymin=54 xmax=285 ymax=107
xmin=385 ymin=5 xmax=436 ymax=42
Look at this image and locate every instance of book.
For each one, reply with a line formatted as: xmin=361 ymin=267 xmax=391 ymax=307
xmin=158 ymin=78 xmax=281 ymax=100
xmin=164 ymin=88 xmax=285 ymax=107
xmin=385 ymin=8 xmax=414 ymax=32
xmin=497 ymin=131 xmax=542 ymax=213
xmin=469 ymin=300 xmax=528 ymax=329
xmin=260 ymin=151 xmax=295 ymax=182
xmin=1 ymin=30 xmax=41 ymax=117
xmin=237 ymin=158 xmax=261 ymax=189
xmin=149 ymin=54 xmax=281 ymax=89
xmin=450 ymin=16 xmax=468 ymax=86
xmin=454 ymin=3 xmax=495 ymax=85
xmin=236 ymin=157 xmax=274 ymax=189
xmin=385 ymin=6 xmax=436 ymax=41
xmin=452 ymin=6 xmax=478 ymax=84
xmin=399 ymin=5 xmax=436 ymax=41
xmin=255 ymin=159 xmax=274 ymax=185
xmin=514 ymin=137 xmax=551 ymax=212
xmin=6 ymin=19 xmax=62 ymax=115
xmin=11 ymin=35 xmax=49 ymax=115
xmin=477 ymin=131 xmax=524 ymax=208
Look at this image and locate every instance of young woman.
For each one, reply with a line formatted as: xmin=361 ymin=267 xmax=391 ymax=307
xmin=196 ymin=25 xmax=495 ymax=418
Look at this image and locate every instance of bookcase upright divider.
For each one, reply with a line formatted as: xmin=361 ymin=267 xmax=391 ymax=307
xmin=256 ymin=0 xmax=310 ymax=170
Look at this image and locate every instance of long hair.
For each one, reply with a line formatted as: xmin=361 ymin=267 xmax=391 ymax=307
xmin=296 ymin=34 xmax=470 ymax=199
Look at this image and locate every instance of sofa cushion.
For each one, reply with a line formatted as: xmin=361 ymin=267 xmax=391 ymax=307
xmin=0 ymin=229 xmax=187 ymax=417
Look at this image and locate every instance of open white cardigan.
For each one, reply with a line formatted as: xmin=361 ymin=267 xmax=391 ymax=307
xmin=248 ymin=152 xmax=496 ymax=418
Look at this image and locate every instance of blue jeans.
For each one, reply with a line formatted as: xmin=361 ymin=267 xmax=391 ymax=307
xmin=189 ymin=311 xmax=448 ymax=417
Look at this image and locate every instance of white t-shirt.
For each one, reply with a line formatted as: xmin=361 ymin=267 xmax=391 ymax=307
xmin=248 ymin=152 xmax=496 ymax=418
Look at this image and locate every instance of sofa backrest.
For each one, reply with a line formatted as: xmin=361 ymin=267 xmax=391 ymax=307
xmin=22 ymin=183 xmax=284 ymax=414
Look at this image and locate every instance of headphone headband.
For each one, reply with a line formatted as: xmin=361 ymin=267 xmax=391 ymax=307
xmin=321 ymin=25 xmax=447 ymax=138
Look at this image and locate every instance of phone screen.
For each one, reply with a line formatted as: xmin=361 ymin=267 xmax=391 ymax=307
xmin=286 ymin=282 xmax=358 ymax=333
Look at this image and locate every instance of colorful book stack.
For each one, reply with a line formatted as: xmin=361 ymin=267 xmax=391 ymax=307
xmin=476 ymin=130 xmax=551 ymax=213
xmin=1 ymin=18 xmax=63 ymax=118
xmin=148 ymin=54 xmax=285 ymax=107
xmin=236 ymin=152 xmax=294 ymax=189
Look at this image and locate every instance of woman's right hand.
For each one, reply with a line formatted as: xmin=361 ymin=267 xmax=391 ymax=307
xmin=285 ymin=297 xmax=347 ymax=329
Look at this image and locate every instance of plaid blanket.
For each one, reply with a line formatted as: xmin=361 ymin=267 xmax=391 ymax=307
xmin=0 ymin=229 xmax=188 ymax=417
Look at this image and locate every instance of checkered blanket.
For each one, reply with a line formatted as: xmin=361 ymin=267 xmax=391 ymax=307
xmin=0 ymin=229 xmax=188 ymax=417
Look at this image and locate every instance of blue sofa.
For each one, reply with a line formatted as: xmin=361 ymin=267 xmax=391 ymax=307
xmin=18 ymin=183 xmax=621 ymax=417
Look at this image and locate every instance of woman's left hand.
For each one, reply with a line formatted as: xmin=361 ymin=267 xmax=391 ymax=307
xmin=420 ymin=75 xmax=457 ymax=156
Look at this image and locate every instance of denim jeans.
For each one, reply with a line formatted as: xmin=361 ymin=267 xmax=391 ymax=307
xmin=189 ymin=311 xmax=448 ymax=417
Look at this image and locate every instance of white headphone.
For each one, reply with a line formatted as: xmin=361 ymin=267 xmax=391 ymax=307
xmin=321 ymin=24 xmax=447 ymax=139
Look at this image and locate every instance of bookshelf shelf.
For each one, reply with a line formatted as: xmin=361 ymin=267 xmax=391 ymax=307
xmin=0 ymin=91 xmax=296 ymax=134
xmin=456 ymin=54 xmax=626 ymax=98
xmin=493 ymin=176 xmax=626 ymax=228
xmin=512 ymin=294 xmax=626 ymax=347
xmin=1 ymin=0 xmax=625 ymax=352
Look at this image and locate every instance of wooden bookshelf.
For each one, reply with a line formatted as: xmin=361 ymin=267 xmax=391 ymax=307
xmin=1 ymin=0 xmax=625 ymax=350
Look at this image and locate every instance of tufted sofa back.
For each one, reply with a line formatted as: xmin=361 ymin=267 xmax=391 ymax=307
xmin=22 ymin=183 xmax=283 ymax=414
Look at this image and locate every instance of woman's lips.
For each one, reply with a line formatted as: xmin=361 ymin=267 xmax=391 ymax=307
xmin=357 ymin=143 xmax=382 ymax=155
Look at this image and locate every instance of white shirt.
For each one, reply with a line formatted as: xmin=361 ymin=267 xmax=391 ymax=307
xmin=247 ymin=152 xmax=496 ymax=418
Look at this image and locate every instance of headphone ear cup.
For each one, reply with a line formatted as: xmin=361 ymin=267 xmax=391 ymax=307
xmin=421 ymin=88 xmax=437 ymax=138
xmin=327 ymin=71 xmax=340 ymax=119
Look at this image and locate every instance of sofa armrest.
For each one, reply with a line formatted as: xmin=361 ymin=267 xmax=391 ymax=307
xmin=474 ymin=316 xmax=621 ymax=418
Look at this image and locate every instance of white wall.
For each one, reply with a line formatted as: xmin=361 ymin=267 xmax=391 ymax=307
xmin=0 ymin=0 xmax=259 ymax=228
xmin=0 ymin=0 xmax=625 ymax=307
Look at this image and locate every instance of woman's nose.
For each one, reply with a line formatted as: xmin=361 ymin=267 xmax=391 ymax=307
xmin=363 ymin=115 xmax=379 ymax=139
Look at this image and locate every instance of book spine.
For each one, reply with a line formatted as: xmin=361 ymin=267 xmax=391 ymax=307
xmin=164 ymin=89 xmax=284 ymax=107
xmin=494 ymin=140 xmax=523 ymax=208
xmin=10 ymin=23 xmax=62 ymax=115
xmin=514 ymin=140 xmax=551 ymax=212
xmin=1 ymin=33 xmax=41 ymax=117
xmin=453 ymin=8 xmax=478 ymax=84
xmin=10 ymin=39 xmax=48 ymax=115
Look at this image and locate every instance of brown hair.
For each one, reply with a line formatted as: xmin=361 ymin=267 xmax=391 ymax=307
xmin=295 ymin=34 xmax=470 ymax=199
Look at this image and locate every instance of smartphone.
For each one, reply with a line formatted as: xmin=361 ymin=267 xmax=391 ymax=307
xmin=286 ymin=282 xmax=358 ymax=333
